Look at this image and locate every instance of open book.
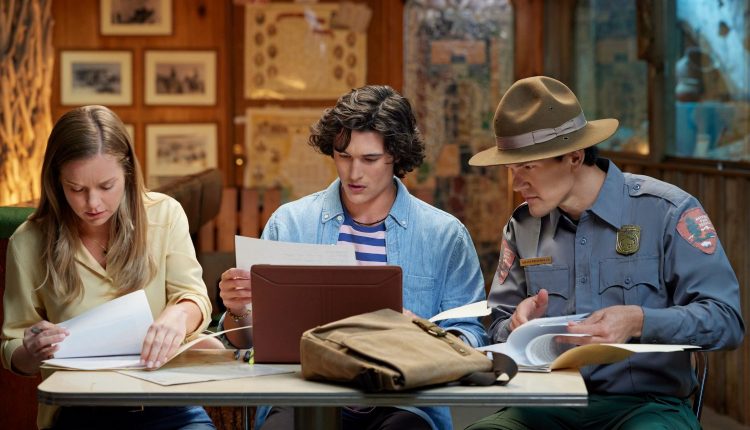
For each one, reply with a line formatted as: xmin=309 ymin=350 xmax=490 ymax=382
xmin=478 ymin=314 xmax=699 ymax=372
xmin=42 ymin=290 xmax=238 ymax=371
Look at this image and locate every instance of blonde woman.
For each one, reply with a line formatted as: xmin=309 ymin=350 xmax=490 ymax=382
xmin=1 ymin=105 xmax=215 ymax=429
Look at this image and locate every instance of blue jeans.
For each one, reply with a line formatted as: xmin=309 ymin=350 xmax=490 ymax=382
xmin=52 ymin=406 xmax=215 ymax=430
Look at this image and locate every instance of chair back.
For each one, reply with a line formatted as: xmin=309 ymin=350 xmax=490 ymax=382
xmin=1 ymin=206 xmax=39 ymax=430
xmin=692 ymin=350 xmax=709 ymax=421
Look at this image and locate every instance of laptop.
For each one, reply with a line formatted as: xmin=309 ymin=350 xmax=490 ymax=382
xmin=251 ymin=265 xmax=403 ymax=363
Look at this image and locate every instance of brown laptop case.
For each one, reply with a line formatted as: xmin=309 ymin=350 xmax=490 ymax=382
xmin=251 ymin=265 xmax=403 ymax=363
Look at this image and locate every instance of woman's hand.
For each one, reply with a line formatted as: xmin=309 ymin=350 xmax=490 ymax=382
xmin=219 ymin=268 xmax=253 ymax=316
xmin=11 ymin=321 xmax=69 ymax=375
xmin=22 ymin=321 xmax=69 ymax=362
xmin=140 ymin=304 xmax=189 ymax=369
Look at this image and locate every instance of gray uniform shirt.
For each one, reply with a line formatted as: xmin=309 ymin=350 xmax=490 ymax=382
xmin=487 ymin=159 xmax=744 ymax=398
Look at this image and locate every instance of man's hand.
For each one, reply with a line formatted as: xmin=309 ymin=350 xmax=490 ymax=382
xmin=219 ymin=268 xmax=253 ymax=317
xmin=509 ymin=289 xmax=548 ymax=331
xmin=562 ymin=305 xmax=644 ymax=344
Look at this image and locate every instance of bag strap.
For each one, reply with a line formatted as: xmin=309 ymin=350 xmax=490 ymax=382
xmin=459 ymin=352 xmax=518 ymax=386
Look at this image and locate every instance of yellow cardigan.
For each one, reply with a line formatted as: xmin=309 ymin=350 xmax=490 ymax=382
xmin=1 ymin=192 xmax=212 ymax=429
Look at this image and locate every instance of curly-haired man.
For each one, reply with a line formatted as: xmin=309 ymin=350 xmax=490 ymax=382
xmin=219 ymin=85 xmax=488 ymax=430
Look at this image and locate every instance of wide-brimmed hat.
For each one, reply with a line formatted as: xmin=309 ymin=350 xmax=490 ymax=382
xmin=469 ymin=76 xmax=619 ymax=166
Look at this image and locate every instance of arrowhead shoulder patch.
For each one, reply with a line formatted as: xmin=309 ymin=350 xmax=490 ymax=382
xmin=496 ymin=238 xmax=516 ymax=284
xmin=676 ymin=207 xmax=717 ymax=254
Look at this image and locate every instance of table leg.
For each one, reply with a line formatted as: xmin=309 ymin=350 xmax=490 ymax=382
xmin=294 ymin=406 xmax=341 ymax=430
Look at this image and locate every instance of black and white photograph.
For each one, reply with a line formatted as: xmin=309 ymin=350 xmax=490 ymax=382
xmin=155 ymin=63 xmax=206 ymax=95
xmin=145 ymin=124 xmax=217 ymax=187
xmin=100 ymin=0 xmax=172 ymax=35
xmin=60 ymin=51 xmax=132 ymax=105
xmin=145 ymin=51 xmax=216 ymax=105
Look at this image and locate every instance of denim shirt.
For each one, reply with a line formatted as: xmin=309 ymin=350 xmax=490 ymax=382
xmin=488 ymin=159 xmax=744 ymax=398
xmin=248 ymin=178 xmax=488 ymax=430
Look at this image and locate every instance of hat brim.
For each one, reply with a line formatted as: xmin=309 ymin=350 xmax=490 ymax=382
xmin=469 ymin=118 xmax=619 ymax=166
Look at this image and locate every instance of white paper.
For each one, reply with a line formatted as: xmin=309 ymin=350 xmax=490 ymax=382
xmin=44 ymin=355 xmax=143 ymax=370
xmin=600 ymin=344 xmax=700 ymax=353
xmin=43 ymin=325 xmax=253 ymax=371
xmin=429 ymin=300 xmax=491 ymax=322
xmin=235 ymin=236 xmax=357 ymax=269
xmin=54 ymin=290 xmax=153 ymax=358
xmin=477 ymin=313 xmax=589 ymax=366
xmin=479 ymin=313 xmax=700 ymax=371
xmin=118 ymin=362 xmax=292 ymax=386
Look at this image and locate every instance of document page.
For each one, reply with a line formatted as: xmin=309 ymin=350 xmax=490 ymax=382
xmin=235 ymin=236 xmax=357 ymax=269
xmin=44 ymin=325 xmax=253 ymax=371
xmin=478 ymin=314 xmax=589 ymax=367
xmin=479 ymin=313 xmax=700 ymax=371
xmin=53 ymin=290 xmax=153 ymax=358
xmin=429 ymin=300 xmax=491 ymax=322
xmin=118 ymin=350 xmax=293 ymax=385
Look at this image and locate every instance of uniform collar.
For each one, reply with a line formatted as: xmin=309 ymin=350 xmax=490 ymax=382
xmin=588 ymin=158 xmax=625 ymax=229
xmin=547 ymin=159 xmax=623 ymax=232
xmin=320 ymin=177 xmax=410 ymax=229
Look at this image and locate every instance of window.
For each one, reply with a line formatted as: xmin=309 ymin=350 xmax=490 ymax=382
xmin=573 ymin=0 xmax=750 ymax=164
xmin=574 ymin=0 xmax=649 ymax=156
xmin=671 ymin=0 xmax=750 ymax=161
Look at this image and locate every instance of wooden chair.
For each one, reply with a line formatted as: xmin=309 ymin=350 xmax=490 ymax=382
xmin=692 ymin=350 xmax=709 ymax=421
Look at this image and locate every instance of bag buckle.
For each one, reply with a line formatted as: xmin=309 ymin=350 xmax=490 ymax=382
xmin=412 ymin=318 xmax=447 ymax=337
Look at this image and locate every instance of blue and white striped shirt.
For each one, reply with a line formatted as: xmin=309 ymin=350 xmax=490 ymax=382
xmin=337 ymin=213 xmax=387 ymax=265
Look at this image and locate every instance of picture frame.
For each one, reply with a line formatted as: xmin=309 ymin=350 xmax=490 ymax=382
xmin=244 ymin=3 xmax=368 ymax=100
xmin=60 ymin=50 xmax=133 ymax=106
xmin=145 ymin=123 xmax=217 ymax=187
xmin=100 ymin=0 xmax=172 ymax=36
xmin=144 ymin=50 xmax=217 ymax=106
xmin=244 ymin=107 xmax=336 ymax=199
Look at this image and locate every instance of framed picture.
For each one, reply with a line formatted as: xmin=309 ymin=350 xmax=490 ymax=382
xmin=100 ymin=0 xmax=172 ymax=35
xmin=244 ymin=107 xmax=336 ymax=199
xmin=60 ymin=50 xmax=133 ymax=106
xmin=146 ymin=123 xmax=217 ymax=187
xmin=144 ymin=50 xmax=217 ymax=105
xmin=244 ymin=3 xmax=368 ymax=100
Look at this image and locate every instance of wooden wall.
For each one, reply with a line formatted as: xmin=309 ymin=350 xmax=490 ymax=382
xmin=228 ymin=0 xmax=404 ymax=186
xmin=50 ymin=0 xmax=232 ymax=184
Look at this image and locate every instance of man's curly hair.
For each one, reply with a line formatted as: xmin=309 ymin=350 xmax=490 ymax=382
xmin=308 ymin=85 xmax=425 ymax=178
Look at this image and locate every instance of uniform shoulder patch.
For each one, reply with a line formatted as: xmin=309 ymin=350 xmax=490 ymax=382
xmin=496 ymin=238 xmax=516 ymax=284
xmin=676 ymin=207 xmax=717 ymax=254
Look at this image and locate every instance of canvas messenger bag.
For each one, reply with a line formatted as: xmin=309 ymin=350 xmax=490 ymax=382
xmin=300 ymin=308 xmax=518 ymax=392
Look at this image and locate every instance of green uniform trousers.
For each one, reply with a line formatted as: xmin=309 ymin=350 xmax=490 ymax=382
xmin=465 ymin=394 xmax=700 ymax=430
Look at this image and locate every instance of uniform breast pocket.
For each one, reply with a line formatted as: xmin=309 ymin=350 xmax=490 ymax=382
xmin=524 ymin=265 xmax=570 ymax=315
xmin=402 ymin=274 xmax=436 ymax=318
xmin=598 ymin=257 xmax=661 ymax=307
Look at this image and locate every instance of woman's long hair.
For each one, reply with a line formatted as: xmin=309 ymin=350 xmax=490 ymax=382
xmin=30 ymin=105 xmax=155 ymax=303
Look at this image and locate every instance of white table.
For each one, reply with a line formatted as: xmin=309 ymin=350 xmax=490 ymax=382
xmin=37 ymin=350 xmax=588 ymax=429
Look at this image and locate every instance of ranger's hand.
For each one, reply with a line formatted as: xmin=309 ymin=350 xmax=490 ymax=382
xmin=509 ymin=289 xmax=548 ymax=331
xmin=561 ymin=305 xmax=644 ymax=344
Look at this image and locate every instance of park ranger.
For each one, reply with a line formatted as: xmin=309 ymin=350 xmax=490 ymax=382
xmin=467 ymin=76 xmax=744 ymax=430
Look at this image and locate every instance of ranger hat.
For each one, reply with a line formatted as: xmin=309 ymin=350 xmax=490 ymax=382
xmin=469 ymin=76 xmax=619 ymax=166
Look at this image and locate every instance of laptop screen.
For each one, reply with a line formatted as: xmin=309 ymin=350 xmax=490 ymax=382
xmin=251 ymin=265 xmax=403 ymax=363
